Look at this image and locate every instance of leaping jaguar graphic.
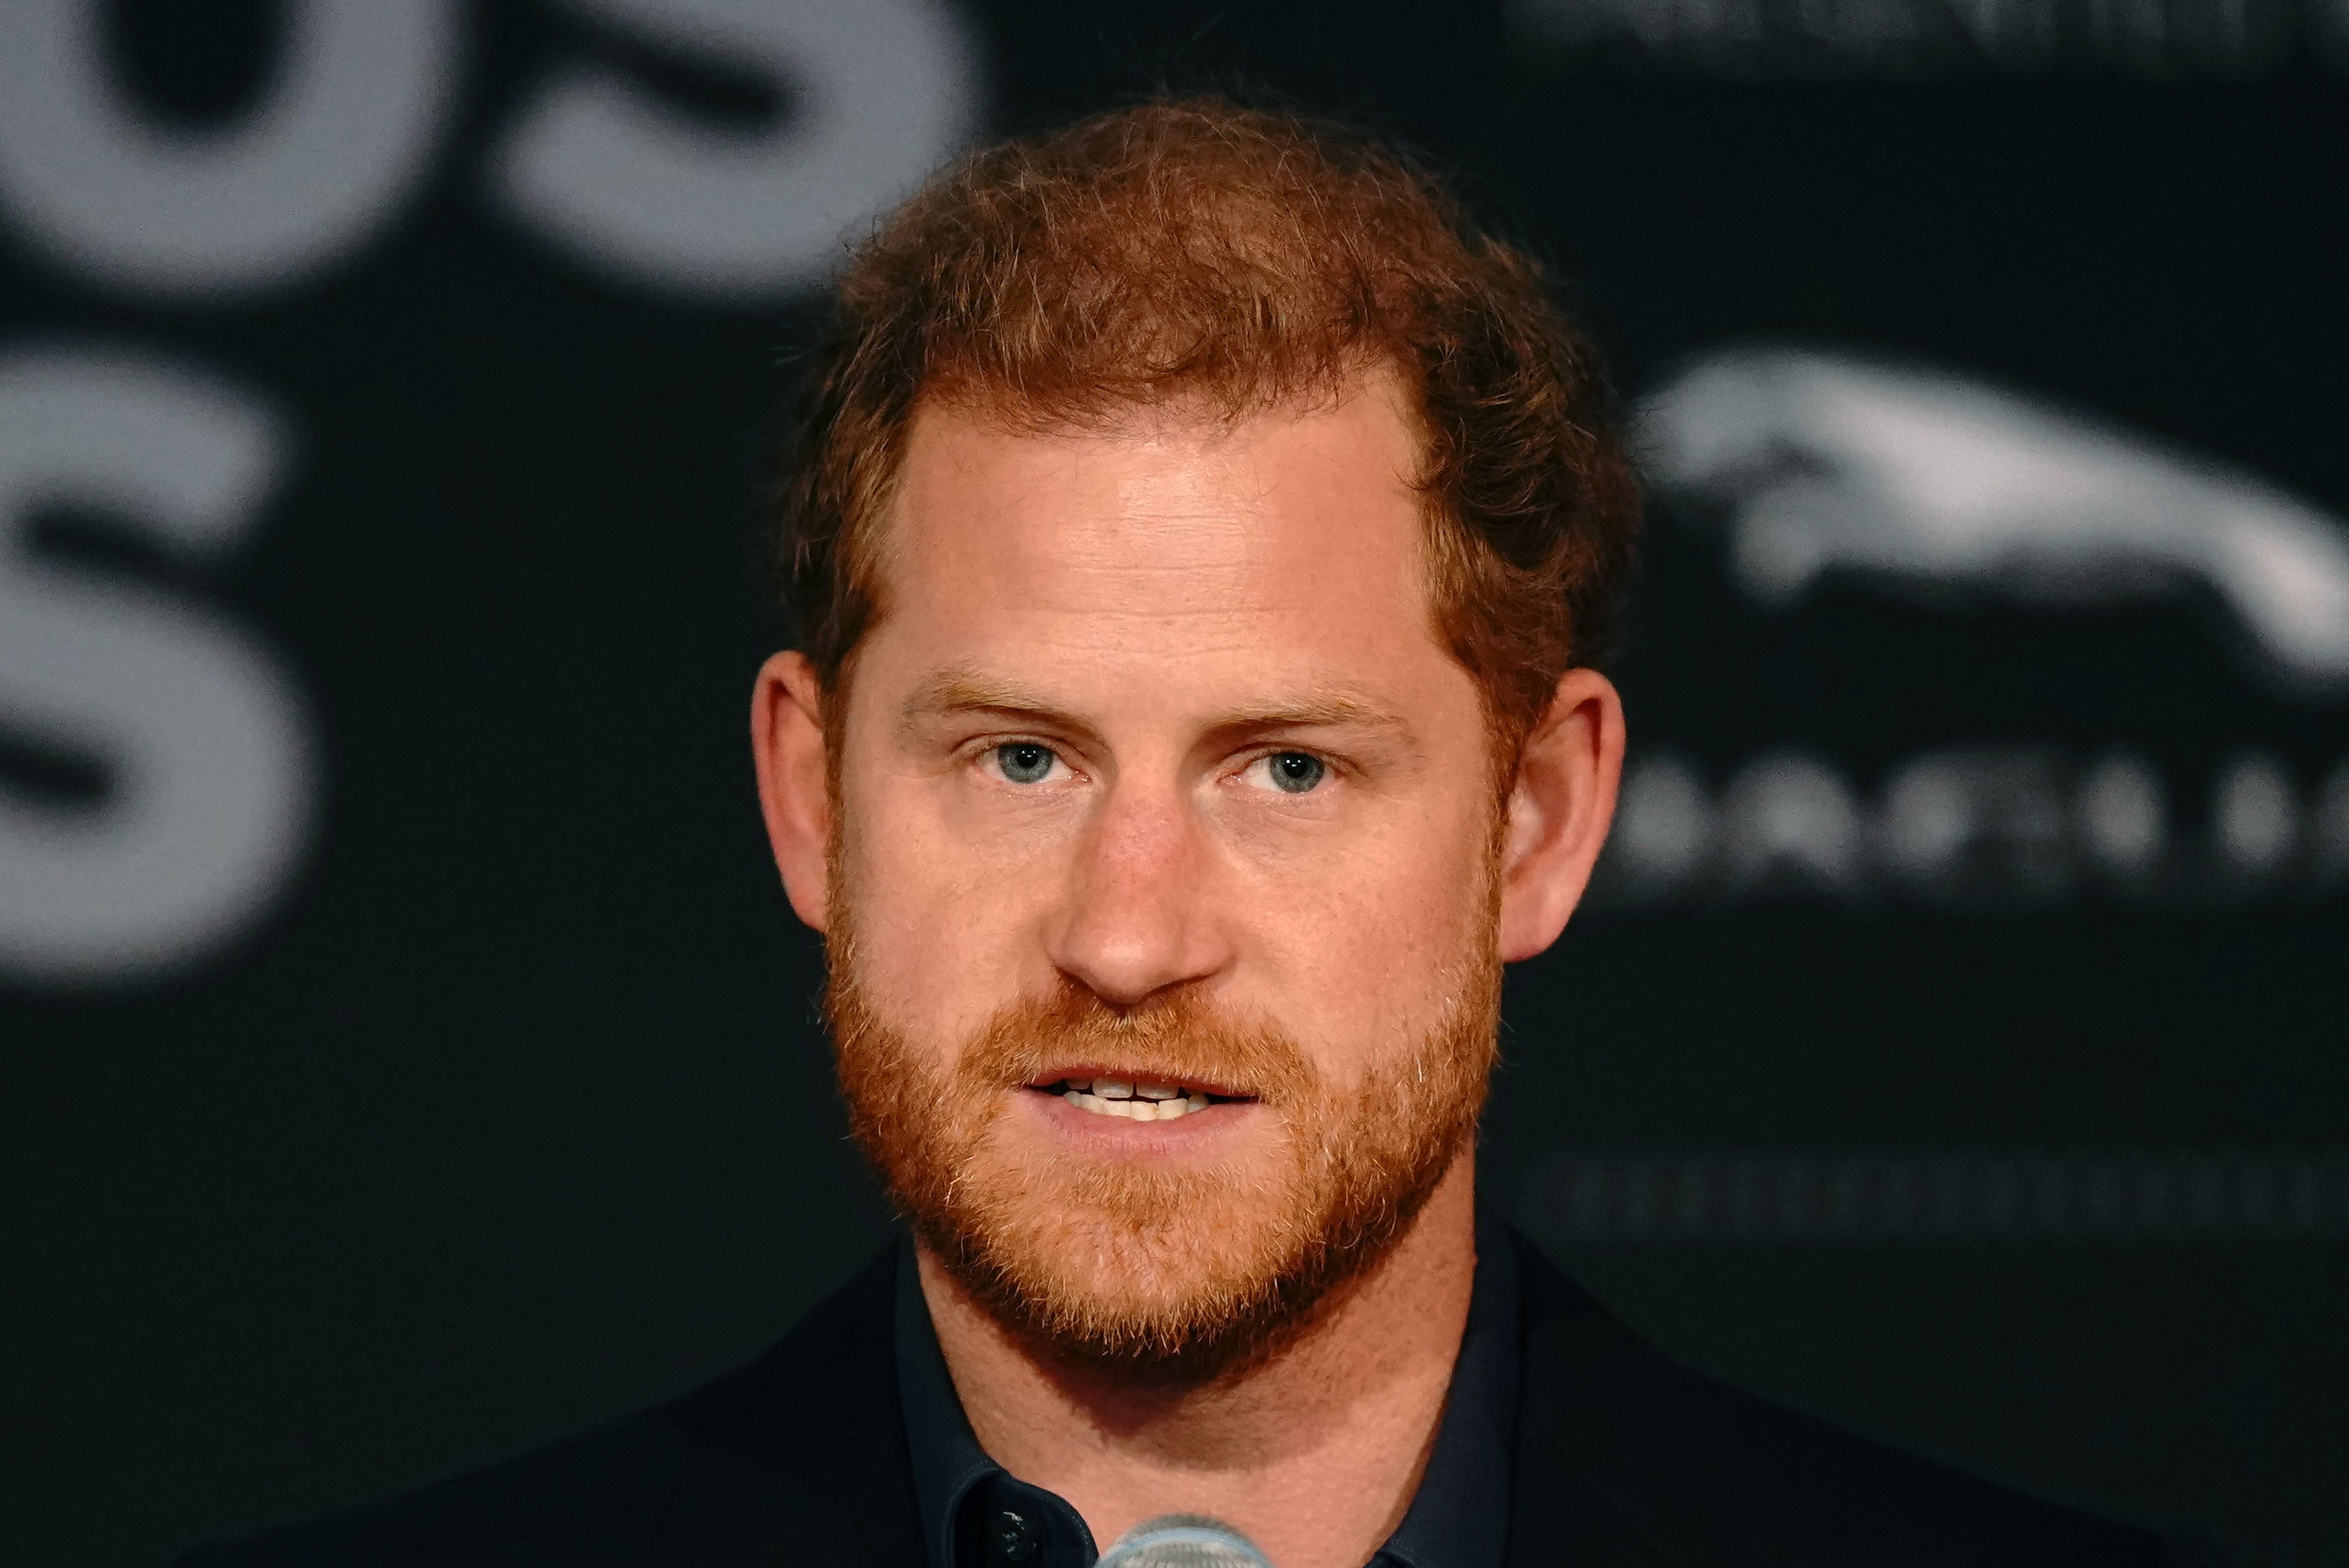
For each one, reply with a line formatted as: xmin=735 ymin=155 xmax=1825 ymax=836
xmin=1638 ymin=346 xmax=2349 ymax=694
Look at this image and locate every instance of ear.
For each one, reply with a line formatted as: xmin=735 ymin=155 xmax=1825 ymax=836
xmin=1496 ymin=667 xmax=1626 ymax=963
xmin=750 ymin=650 xmax=833 ymax=932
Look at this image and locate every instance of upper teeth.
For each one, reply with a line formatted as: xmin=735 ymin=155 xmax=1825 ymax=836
xmin=1062 ymin=1077 xmax=1211 ymax=1121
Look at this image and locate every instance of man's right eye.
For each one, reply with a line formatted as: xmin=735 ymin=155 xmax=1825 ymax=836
xmin=993 ymin=743 xmax=1059 ymax=784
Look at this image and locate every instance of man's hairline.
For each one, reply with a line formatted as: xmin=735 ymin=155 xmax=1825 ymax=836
xmin=810 ymin=373 xmax=1530 ymax=793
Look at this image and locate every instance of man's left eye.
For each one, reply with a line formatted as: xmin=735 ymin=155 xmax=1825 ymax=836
xmin=994 ymin=743 xmax=1059 ymax=784
xmin=1253 ymin=751 xmax=1326 ymax=794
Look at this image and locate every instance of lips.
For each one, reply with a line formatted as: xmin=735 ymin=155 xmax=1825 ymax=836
xmin=1031 ymin=1074 xmax=1251 ymax=1122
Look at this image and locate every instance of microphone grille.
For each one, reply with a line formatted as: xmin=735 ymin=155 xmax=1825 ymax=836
xmin=1096 ymin=1513 xmax=1275 ymax=1568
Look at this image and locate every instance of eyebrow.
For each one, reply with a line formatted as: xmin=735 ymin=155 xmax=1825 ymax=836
xmin=900 ymin=669 xmax=1069 ymax=728
xmin=897 ymin=666 xmax=1417 ymax=747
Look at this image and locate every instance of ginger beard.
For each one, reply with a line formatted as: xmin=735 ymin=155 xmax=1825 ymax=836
xmin=823 ymin=829 xmax=1505 ymax=1379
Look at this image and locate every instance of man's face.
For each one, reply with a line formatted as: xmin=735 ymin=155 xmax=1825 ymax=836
xmin=822 ymin=378 xmax=1507 ymax=1370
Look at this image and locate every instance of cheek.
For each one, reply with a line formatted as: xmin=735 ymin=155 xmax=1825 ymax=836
xmin=836 ymin=770 xmax=1066 ymax=1028
xmin=1235 ymin=807 xmax=1497 ymax=1061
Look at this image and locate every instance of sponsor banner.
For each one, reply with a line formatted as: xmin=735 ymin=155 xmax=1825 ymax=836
xmin=1598 ymin=744 xmax=2349 ymax=906
xmin=1596 ymin=346 xmax=2349 ymax=909
xmin=2 ymin=8 xmax=2343 ymax=1567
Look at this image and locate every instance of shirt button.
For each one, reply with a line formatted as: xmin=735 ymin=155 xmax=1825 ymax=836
xmin=991 ymin=1509 xmax=1038 ymax=1563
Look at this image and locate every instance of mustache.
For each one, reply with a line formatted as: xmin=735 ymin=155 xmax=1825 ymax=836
xmin=953 ymin=980 xmax=1320 ymax=1105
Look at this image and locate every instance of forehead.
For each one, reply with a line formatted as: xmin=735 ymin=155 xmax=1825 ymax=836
xmin=864 ymin=380 xmax=1454 ymax=699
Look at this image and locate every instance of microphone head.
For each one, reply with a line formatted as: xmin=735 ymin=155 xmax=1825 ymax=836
xmin=1096 ymin=1514 xmax=1276 ymax=1568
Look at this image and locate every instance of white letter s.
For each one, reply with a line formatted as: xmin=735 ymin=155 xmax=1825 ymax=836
xmin=492 ymin=0 xmax=979 ymax=298
xmin=0 ymin=349 xmax=314 ymax=985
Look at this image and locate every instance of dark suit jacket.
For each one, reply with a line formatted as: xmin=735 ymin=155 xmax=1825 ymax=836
xmin=180 ymin=1234 xmax=2218 ymax=1567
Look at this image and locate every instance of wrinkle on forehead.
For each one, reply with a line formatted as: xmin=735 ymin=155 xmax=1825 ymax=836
xmin=883 ymin=370 xmax=1428 ymax=566
xmin=891 ymin=379 xmax=1424 ymax=584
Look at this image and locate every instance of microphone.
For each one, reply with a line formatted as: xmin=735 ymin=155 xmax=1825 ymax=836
xmin=1096 ymin=1514 xmax=1276 ymax=1568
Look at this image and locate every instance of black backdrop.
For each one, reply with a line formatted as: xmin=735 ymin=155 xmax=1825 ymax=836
xmin=4 ymin=3 xmax=2345 ymax=1565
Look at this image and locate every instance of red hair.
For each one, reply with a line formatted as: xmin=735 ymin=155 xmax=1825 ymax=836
xmin=770 ymin=99 xmax=1640 ymax=762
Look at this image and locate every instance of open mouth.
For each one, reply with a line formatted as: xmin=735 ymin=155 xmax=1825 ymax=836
xmin=1032 ymin=1075 xmax=1251 ymax=1122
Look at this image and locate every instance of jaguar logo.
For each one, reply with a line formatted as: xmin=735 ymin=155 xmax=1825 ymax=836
xmin=1637 ymin=346 xmax=2349 ymax=694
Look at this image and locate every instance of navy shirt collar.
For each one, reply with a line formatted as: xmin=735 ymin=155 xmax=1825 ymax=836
xmin=893 ymin=1227 xmax=1518 ymax=1568
xmin=894 ymin=1244 xmax=1098 ymax=1568
xmin=1376 ymin=1224 xmax=1518 ymax=1568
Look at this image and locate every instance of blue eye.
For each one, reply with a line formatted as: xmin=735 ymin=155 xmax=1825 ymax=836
xmin=1266 ymin=752 xmax=1324 ymax=793
xmin=995 ymin=743 xmax=1056 ymax=784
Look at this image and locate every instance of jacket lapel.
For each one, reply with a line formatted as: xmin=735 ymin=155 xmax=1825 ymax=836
xmin=652 ymin=1246 xmax=928 ymax=1568
xmin=1506 ymin=1236 xmax=1687 ymax=1568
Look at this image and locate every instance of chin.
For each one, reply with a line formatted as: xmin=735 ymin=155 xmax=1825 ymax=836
xmin=914 ymin=1115 xmax=1454 ymax=1377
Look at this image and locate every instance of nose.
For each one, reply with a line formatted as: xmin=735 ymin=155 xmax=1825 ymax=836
xmin=1045 ymin=778 xmax=1232 ymax=1009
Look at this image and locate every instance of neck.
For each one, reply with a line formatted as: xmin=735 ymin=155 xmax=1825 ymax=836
xmin=917 ymin=1152 xmax=1480 ymax=1568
